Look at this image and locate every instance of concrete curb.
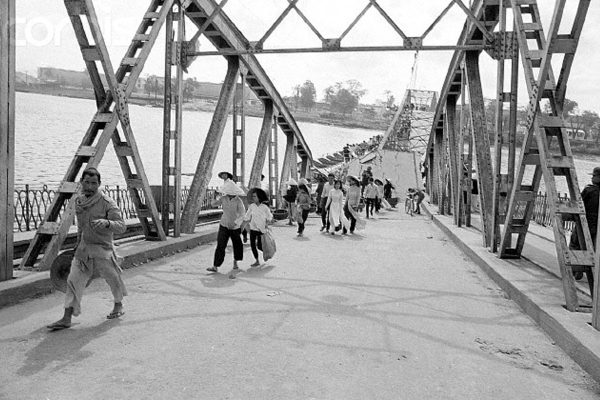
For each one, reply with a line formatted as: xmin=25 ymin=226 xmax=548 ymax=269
xmin=0 ymin=223 xmax=219 ymax=310
xmin=422 ymin=202 xmax=600 ymax=384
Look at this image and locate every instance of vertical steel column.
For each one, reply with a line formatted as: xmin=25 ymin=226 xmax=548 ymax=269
xmin=232 ymin=71 xmax=246 ymax=185
xmin=445 ymin=96 xmax=459 ymax=223
xmin=441 ymin=115 xmax=451 ymax=215
xmin=433 ymin=127 xmax=443 ymax=208
xmin=268 ymin=115 xmax=280 ymax=208
xmin=181 ymin=57 xmax=239 ymax=233
xmin=279 ymin=132 xmax=294 ymax=196
xmin=290 ymin=135 xmax=299 ymax=182
xmin=465 ymin=51 xmax=494 ymax=247
xmin=491 ymin=2 xmax=507 ymax=253
xmin=173 ymin=4 xmax=184 ymax=237
xmin=0 ymin=0 xmax=15 ymax=281
xmin=300 ymin=157 xmax=309 ymax=179
xmin=461 ymin=66 xmax=472 ymax=227
xmin=161 ymin=3 xmax=184 ymax=237
xmin=162 ymin=6 xmax=174 ymax=235
xmin=507 ymin=26 xmax=519 ymax=225
xmin=248 ymin=101 xmax=274 ymax=189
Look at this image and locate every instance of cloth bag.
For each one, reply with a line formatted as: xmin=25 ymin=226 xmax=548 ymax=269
xmin=262 ymin=229 xmax=277 ymax=261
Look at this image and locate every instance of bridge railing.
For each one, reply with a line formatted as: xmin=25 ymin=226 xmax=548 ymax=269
xmin=527 ymin=192 xmax=575 ymax=232
xmin=13 ymin=185 xmax=219 ymax=233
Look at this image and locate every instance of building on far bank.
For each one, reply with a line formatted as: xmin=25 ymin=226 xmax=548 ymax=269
xmin=37 ymin=67 xmax=145 ymax=93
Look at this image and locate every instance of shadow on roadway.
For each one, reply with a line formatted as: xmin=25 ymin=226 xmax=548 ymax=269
xmin=16 ymin=319 xmax=121 ymax=377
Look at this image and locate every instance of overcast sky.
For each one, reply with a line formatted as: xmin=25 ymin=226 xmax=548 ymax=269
xmin=14 ymin=0 xmax=600 ymax=112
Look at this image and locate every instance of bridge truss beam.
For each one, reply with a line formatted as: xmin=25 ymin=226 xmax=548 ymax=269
xmin=426 ymin=0 xmax=598 ymax=327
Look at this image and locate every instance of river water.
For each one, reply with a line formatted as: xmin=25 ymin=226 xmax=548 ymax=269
xmin=15 ymin=92 xmax=379 ymax=189
xmin=15 ymin=92 xmax=600 ymax=195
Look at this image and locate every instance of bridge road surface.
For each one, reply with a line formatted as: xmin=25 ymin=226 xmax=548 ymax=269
xmin=1 ymin=209 xmax=599 ymax=400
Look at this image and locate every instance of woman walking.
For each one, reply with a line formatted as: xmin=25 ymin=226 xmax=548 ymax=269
xmin=343 ymin=176 xmax=361 ymax=234
xmin=283 ymin=178 xmax=298 ymax=225
xmin=374 ymin=179 xmax=384 ymax=213
xmin=296 ymin=183 xmax=312 ymax=237
xmin=206 ymin=180 xmax=246 ymax=277
xmin=242 ymin=188 xmax=272 ymax=266
xmin=384 ymin=179 xmax=394 ymax=201
xmin=325 ymin=180 xmax=344 ymax=235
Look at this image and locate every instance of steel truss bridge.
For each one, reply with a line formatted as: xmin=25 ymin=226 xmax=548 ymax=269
xmin=1 ymin=0 xmax=598 ymax=328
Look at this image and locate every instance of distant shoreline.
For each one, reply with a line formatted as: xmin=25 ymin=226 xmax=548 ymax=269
xmin=16 ymin=85 xmax=388 ymax=132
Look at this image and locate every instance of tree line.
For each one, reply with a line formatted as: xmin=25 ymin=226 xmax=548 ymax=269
xmin=290 ymin=79 xmax=370 ymax=117
xmin=483 ymin=97 xmax=600 ymax=143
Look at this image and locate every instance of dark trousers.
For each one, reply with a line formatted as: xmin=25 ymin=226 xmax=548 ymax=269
xmin=375 ymin=196 xmax=381 ymax=212
xmin=213 ymin=225 xmax=243 ymax=267
xmin=415 ymin=197 xmax=423 ymax=214
xmin=343 ymin=204 xmax=357 ymax=234
xmin=297 ymin=209 xmax=310 ymax=233
xmin=366 ymin=198 xmax=376 ymax=217
xmin=249 ymin=229 xmax=263 ymax=260
xmin=320 ymin=197 xmax=330 ymax=229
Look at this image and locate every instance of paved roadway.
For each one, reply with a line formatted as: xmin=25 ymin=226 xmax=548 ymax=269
xmin=1 ymin=208 xmax=599 ymax=399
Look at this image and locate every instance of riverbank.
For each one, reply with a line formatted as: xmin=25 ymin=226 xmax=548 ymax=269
xmin=16 ymin=84 xmax=388 ymax=131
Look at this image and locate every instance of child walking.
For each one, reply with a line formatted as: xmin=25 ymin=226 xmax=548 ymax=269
xmin=242 ymin=188 xmax=272 ymax=266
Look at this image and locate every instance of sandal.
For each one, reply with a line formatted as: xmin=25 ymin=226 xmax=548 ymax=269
xmin=107 ymin=310 xmax=125 ymax=320
xmin=206 ymin=266 xmax=218 ymax=272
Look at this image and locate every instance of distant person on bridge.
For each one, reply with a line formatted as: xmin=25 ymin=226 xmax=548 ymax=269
xmin=384 ymin=179 xmax=395 ymax=201
xmin=283 ymin=178 xmax=298 ymax=226
xmin=47 ymin=167 xmax=127 ymax=331
xmin=206 ymin=180 xmax=246 ymax=278
xmin=569 ymin=167 xmax=600 ymax=280
xmin=374 ymin=179 xmax=384 ymax=213
xmin=361 ymin=166 xmax=373 ymax=195
xmin=325 ymin=180 xmax=344 ymax=235
xmin=296 ymin=183 xmax=312 ymax=237
xmin=319 ymin=173 xmax=335 ymax=232
xmin=408 ymin=188 xmax=425 ymax=214
xmin=364 ymin=178 xmax=378 ymax=218
xmin=242 ymin=188 xmax=272 ymax=267
xmin=343 ymin=176 xmax=361 ymax=234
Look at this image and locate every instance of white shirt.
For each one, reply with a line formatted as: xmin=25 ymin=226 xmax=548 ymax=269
xmin=322 ymin=182 xmax=334 ymax=198
xmin=244 ymin=203 xmax=273 ymax=233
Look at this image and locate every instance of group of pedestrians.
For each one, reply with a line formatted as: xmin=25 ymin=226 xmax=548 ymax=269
xmin=206 ymin=173 xmax=275 ymax=277
xmin=44 ymin=166 xmax=388 ymax=331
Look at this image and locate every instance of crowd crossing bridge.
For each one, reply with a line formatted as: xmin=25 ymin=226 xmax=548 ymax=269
xmin=1 ymin=0 xmax=598 ymax=329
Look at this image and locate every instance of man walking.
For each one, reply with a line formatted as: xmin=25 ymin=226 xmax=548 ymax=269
xmin=47 ymin=168 xmax=127 ymax=331
xmin=569 ymin=167 xmax=600 ymax=280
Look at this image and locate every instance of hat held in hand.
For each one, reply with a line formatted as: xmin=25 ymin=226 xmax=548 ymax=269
xmin=219 ymin=180 xmax=245 ymax=196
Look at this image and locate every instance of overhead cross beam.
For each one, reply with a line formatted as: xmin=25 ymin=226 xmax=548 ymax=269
xmin=188 ymin=0 xmax=491 ymax=56
xmin=185 ymin=0 xmax=312 ymax=161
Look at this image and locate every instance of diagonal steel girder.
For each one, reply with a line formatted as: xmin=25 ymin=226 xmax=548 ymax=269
xmin=426 ymin=0 xmax=498 ymax=162
xmin=185 ymin=0 xmax=313 ymax=162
